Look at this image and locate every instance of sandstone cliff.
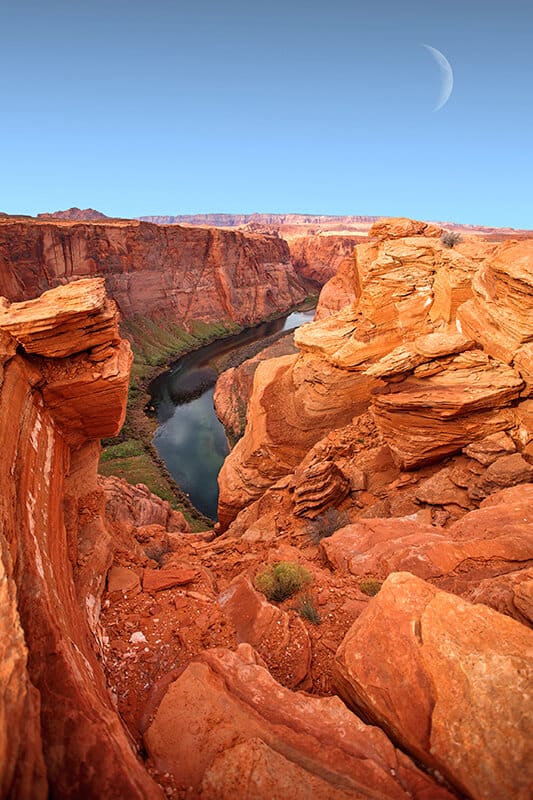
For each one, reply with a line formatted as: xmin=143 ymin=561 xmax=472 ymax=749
xmin=2 ymin=223 xmax=533 ymax=800
xmin=0 ymin=217 xmax=307 ymax=329
xmin=0 ymin=279 xmax=174 ymax=799
xmin=217 ymin=219 xmax=533 ymax=528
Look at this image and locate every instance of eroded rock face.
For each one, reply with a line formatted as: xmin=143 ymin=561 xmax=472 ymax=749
xmin=334 ymin=572 xmax=533 ymax=800
xmin=321 ymin=484 xmax=533 ymax=615
xmin=101 ymin=475 xmax=189 ymax=532
xmin=219 ymin=223 xmax=532 ymax=526
xmin=144 ymin=644 xmax=454 ymax=799
xmin=217 ymin=353 xmax=381 ymax=528
xmin=368 ymin=216 xmax=442 ymax=239
xmin=288 ymin=234 xmax=361 ymax=287
xmin=0 ymin=217 xmax=307 ymax=328
xmin=0 ymin=280 xmax=162 ymax=799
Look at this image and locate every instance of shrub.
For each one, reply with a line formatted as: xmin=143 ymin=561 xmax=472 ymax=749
xmin=359 ymin=578 xmax=382 ymax=597
xmin=441 ymin=231 xmax=462 ymax=248
xmin=309 ymin=508 xmax=351 ymax=544
xmin=254 ymin=561 xmax=312 ymax=602
xmin=295 ymin=593 xmax=321 ymax=625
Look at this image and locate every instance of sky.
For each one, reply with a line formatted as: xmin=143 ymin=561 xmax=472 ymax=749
xmin=1 ymin=0 xmax=532 ymax=227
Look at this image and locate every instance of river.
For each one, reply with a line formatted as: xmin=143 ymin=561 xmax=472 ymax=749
xmin=148 ymin=307 xmax=316 ymax=520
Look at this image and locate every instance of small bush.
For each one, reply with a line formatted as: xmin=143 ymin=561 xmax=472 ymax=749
xmin=254 ymin=561 xmax=312 ymax=602
xmin=441 ymin=231 xmax=462 ymax=249
xmin=359 ymin=578 xmax=382 ymax=597
xmin=295 ymin=593 xmax=321 ymax=625
xmin=309 ymin=508 xmax=351 ymax=544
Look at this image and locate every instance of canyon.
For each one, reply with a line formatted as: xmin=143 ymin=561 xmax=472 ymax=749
xmin=0 ymin=216 xmax=532 ymax=799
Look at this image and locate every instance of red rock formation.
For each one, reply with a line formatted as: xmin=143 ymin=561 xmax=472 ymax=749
xmin=334 ymin=572 xmax=533 ymax=800
xmin=37 ymin=207 xmax=109 ymax=220
xmin=144 ymin=644 xmax=454 ymax=798
xmin=321 ymin=485 xmax=533 ymax=615
xmin=288 ymin=233 xmax=362 ymax=286
xmin=0 ymin=217 xmax=307 ymax=328
xmin=0 ymin=280 xmax=162 ymax=798
xmin=218 ymin=221 xmax=532 ymax=528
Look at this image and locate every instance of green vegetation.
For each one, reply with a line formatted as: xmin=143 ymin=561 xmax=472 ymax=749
xmin=99 ymin=440 xmax=144 ymax=461
xmin=254 ymin=561 xmax=312 ymax=602
xmin=295 ymin=593 xmax=321 ymax=625
xmin=308 ymin=508 xmax=351 ymax=544
xmin=359 ymin=578 xmax=382 ymax=597
xmin=441 ymin=231 xmax=462 ymax=248
xmin=99 ymin=315 xmax=240 ymax=531
xmin=121 ymin=315 xmax=240 ymax=375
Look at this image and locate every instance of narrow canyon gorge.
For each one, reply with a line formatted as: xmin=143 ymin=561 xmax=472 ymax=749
xmin=0 ymin=214 xmax=532 ymax=799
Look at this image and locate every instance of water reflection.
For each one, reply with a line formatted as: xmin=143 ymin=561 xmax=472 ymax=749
xmin=150 ymin=307 xmax=315 ymax=519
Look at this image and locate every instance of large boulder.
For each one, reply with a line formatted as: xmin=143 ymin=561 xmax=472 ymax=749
xmin=334 ymin=572 xmax=533 ymax=800
xmin=144 ymin=644 xmax=454 ymax=799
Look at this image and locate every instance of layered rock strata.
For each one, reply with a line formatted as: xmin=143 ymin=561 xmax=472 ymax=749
xmin=0 ymin=279 xmax=162 ymax=799
xmin=0 ymin=217 xmax=307 ymax=328
xmin=218 ymin=223 xmax=533 ymax=528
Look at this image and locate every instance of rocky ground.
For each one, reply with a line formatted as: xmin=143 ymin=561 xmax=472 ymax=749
xmin=1 ymin=218 xmax=532 ymax=799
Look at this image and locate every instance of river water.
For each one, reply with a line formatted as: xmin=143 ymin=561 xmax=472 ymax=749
xmin=149 ymin=307 xmax=316 ymax=520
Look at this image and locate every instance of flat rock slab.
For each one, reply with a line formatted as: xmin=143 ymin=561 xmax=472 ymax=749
xmin=142 ymin=566 xmax=197 ymax=593
xmin=334 ymin=572 xmax=533 ymax=800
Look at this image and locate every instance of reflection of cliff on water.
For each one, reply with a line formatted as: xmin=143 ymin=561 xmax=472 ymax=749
xmin=149 ymin=306 xmax=315 ymax=520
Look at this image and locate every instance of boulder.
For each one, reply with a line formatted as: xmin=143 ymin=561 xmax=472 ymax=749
xmin=218 ymin=577 xmax=311 ymax=688
xmin=144 ymin=644 xmax=454 ymax=799
xmin=334 ymin=572 xmax=533 ymax=800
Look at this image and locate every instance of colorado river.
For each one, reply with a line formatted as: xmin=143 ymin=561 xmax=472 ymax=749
xmin=148 ymin=306 xmax=316 ymax=520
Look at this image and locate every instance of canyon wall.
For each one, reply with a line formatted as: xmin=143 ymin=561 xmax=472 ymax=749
xmin=217 ymin=219 xmax=533 ymax=529
xmin=0 ymin=218 xmax=307 ymax=328
xmin=0 ymin=280 xmax=166 ymax=799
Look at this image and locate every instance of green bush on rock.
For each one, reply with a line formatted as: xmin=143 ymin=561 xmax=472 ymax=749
xmin=254 ymin=561 xmax=312 ymax=602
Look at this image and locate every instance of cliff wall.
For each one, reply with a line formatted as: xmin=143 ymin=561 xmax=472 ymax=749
xmin=218 ymin=219 xmax=533 ymax=528
xmin=0 ymin=279 xmax=164 ymax=799
xmin=0 ymin=218 xmax=307 ymax=328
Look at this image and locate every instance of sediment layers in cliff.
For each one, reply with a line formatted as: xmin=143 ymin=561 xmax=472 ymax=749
xmin=0 ymin=217 xmax=307 ymax=329
xmin=0 ymin=279 xmax=174 ymax=799
xmin=217 ymin=219 xmax=533 ymax=528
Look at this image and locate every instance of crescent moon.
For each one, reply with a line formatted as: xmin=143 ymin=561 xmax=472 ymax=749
xmin=422 ymin=44 xmax=454 ymax=111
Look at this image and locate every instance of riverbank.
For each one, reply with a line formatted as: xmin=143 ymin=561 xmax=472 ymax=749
xmin=99 ymin=300 xmax=317 ymax=529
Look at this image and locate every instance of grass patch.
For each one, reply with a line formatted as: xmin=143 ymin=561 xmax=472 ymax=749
xmin=99 ymin=448 xmax=176 ymax=505
xmin=254 ymin=562 xmax=312 ymax=602
xmin=294 ymin=593 xmax=321 ymax=625
xmin=359 ymin=578 xmax=382 ymax=597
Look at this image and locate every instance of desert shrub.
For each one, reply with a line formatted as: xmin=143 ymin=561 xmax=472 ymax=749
xmin=441 ymin=231 xmax=462 ymax=248
xmin=295 ymin=593 xmax=321 ymax=625
xmin=359 ymin=578 xmax=382 ymax=597
xmin=254 ymin=561 xmax=312 ymax=602
xmin=309 ymin=508 xmax=351 ymax=544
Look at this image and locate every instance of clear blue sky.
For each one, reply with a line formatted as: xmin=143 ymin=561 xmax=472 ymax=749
xmin=1 ymin=0 xmax=531 ymax=227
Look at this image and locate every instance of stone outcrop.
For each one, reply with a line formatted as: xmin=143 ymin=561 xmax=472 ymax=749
xmin=0 ymin=279 xmax=162 ymax=799
xmin=368 ymin=216 xmax=442 ymax=239
xmin=100 ymin=475 xmax=189 ymax=532
xmin=321 ymin=484 xmax=533 ymax=616
xmin=218 ymin=222 xmax=533 ymax=528
xmin=0 ymin=217 xmax=307 ymax=329
xmin=144 ymin=644 xmax=454 ymax=799
xmin=334 ymin=572 xmax=533 ymax=800
xmin=217 ymin=353 xmax=381 ymax=528
xmin=288 ymin=233 xmax=362 ymax=286
xmin=218 ymin=576 xmax=312 ymax=687
xmin=37 ymin=207 xmax=110 ymax=220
